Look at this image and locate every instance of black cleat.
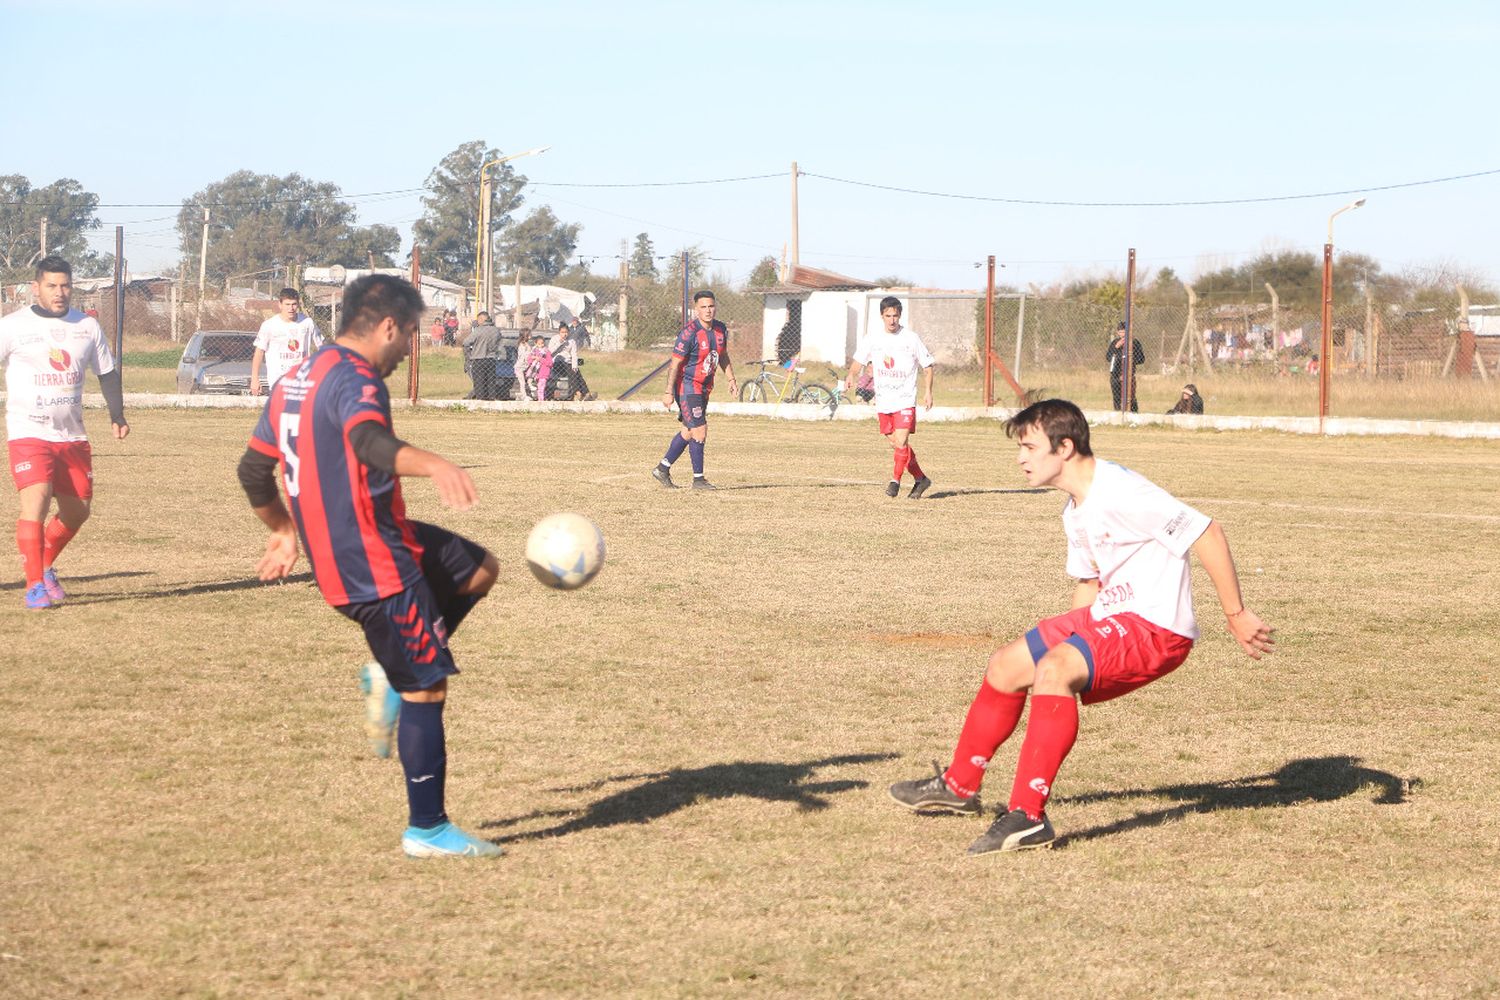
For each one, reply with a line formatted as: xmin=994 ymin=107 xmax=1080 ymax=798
xmin=651 ymin=465 xmax=678 ymax=489
xmin=966 ymin=808 xmax=1056 ymax=855
xmin=909 ymin=477 xmax=931 ymax=499
xmin=885 ymin=480 xmax=901 ymax=498
xmin=888 ymin=762 xmax=983 ymax=816
xmin=690 ymin=477 xmax=717 ymax=490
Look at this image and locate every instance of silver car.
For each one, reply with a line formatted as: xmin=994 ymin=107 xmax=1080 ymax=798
xmin=176 ymin=331 xmax=264 ymax=395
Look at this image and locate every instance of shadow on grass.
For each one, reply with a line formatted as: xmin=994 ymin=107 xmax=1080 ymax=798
xmin=481 ymin=751 xmax=898 ymax=844
xmin=1052 ymin=755 xmax=1417 ymax=848
xmin=0 ymin=569 xmax=152 ymax=592
xmin=924 ymin=487 xmax=1049 ymax=500
xmin=66 ymin=572 xmax=315 ymax=603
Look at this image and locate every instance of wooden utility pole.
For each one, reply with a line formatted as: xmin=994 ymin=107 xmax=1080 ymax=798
xmin=1122 ymin=248 xmax=1137 ymax=414
xmin=195 ymin=207 xmax=210 ymax=331
xmin=39 ymin=218 xmax=48 ymax=257
xmin=409 ymin=245 xmax=421 ymax=403
xmin=1264 ymin=282 xmax=1279 ymax=353
xmin=790 ymin=162 xmax=800 ymax=268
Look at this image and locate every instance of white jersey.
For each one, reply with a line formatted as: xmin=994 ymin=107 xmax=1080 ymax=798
xmin=254 ymin=314 xmax=322 ymax=388
xmin=1062 ymin=460 xmax=1212 ymax=639
xmin=0 ymin=306 xmax=115 ymax=443
xmin=852 ymin=327 xmax=935 ymax=413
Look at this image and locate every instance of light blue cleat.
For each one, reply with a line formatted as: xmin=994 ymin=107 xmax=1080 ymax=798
xmin=24 ymin=582 xmax=52 ymax=610
xmin=41 ymin=568 xmax=66 ymax=603
xmin=401 ymin=822 xmax=505 ymax=859
xmin=358 ymin=662 xmax=401 ymax=758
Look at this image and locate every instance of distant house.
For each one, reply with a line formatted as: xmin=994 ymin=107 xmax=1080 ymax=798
xmin=301 ymin=266 xmax=469 ymax=314
xmin=757 ymin=264 xmax=982 ymax=365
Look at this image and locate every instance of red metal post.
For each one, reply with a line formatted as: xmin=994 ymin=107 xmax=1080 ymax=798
xmin=1319 ymin=242 xmax=1332 ymax=429
xmin=984 ymin=255 xmax=995 ymax=408
xmin=1123 ymin=248 xmax=1136 ymax=415
xmin=409 ymin=245 xmax=421 ymax=404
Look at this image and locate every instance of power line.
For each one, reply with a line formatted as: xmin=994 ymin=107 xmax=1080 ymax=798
xmin=801 ymin=167 xmax=1500 ymax=207
xmin=530 ymin=172 xmax=782 ymax=189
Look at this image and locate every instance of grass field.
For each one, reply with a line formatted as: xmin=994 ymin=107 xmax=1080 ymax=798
xmin=121 ymin=339 xmax=1500 ymax=422
xmin=3 ymin=407 xmax=1498 ymax=998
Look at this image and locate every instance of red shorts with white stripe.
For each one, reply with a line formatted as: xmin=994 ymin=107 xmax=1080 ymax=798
xmin=877 ymin=408 xmax=917 ymax=435
xmin=8 ymin=438 xmax=93 ymax=498
xmin=1027 ymin=606 xmax=1193 ymax=705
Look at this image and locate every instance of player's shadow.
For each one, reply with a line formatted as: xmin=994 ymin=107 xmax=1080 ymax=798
xmin=68 ymin=572 xmax=316 ymax=604
xmin=0 ymin=569 xmax=151 ymax=592
xmin=924 ymin=487 xmax=1049 ymax=500
xmin=1052 ymin=755 xmax=1416 ymax=848
xmin=481 ymin=751 xmax=897 ymax=844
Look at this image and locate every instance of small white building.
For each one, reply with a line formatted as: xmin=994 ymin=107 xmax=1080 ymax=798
xmin=758 ymin=265 xmax=983 ymax=366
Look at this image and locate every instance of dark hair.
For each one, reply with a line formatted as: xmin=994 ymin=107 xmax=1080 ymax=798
xmin=35 ymin=255 xmax=72 ymax=280
xmin=879 ymin=295 xmax=903 ymax=314
xmin=692 ymin=290 xmax=715 ymax=304
xmin=558 ymin=321 xmax=570 ymax=330
xmin=278 ymin=287 xmax=300 ymax=302
xmin=1116 ymin=321 xmax=1127 ymax=331
xmin=338 ymin=274 xmax=424 ymax=337
xmin=1005 ymin=398 xmax=1092 ymax=457
xmin=476 ymin=311 xmax=491 ymax=323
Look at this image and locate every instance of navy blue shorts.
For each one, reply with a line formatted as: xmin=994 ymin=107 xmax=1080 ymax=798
xmin=336 ymin=521 xmax=488 ymax=692
xmin=677 ymin=392 xmax=708 ymax=429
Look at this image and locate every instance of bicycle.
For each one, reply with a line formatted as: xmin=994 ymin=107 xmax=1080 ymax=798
xmin=737 ymin=359 xmax=837 ymax=409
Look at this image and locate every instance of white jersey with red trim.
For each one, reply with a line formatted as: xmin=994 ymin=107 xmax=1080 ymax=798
xmin=0 ymin=306 xmax=115 ymax=443
xmin=852 ymin=327 xmax=935 ymax=413
xmin=1062 ymin=460 xmax=1212 ymax=639
xmin=254 ymin=314 xmax=323 ymax=388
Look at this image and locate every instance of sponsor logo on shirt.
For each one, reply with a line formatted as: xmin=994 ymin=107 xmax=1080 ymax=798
xmin=882 ymin=355 xmax=894 ymax=368
xmin=1163 ymin=511 xmax=1190 ymax=537
xmin=48 ymin=347 xmax=72 ymax=371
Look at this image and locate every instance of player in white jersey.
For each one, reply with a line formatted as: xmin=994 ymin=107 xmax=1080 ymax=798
xmin=889 ymin=399 xmax=1273 ymax=855
xmin=845 ymin=296 xmax=936 ymax=498
xmin=250 ymin=288 xmax=323 ymax=397
xmin=0 ymin=256 xmax=129 ymax=610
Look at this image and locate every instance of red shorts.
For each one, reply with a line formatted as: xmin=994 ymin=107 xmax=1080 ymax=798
xmin=1027 ymin=607 xmax=1193 ymax=705
xmin=9 ymin=439 xmax=93 ymax=498
xmin=878 ymin=408 xmax=917 ymax=435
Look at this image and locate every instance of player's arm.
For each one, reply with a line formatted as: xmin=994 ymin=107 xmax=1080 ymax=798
xmin=97 ymin=367 xmax=129 ymax=439
xmin=347 ymin=420 xmax=476 ymax=511
xmin=1191 ymin=520 xmax=1274 ymax=660
xmin=844 ymin=360 xmax=863 ymax=394
xmin=920 ymin=363 xmax=935 ymax=410
xmin=718 ymin=352 xmax=737 ymax=396
xmin=1071 ymin=578 xmax=1099 ymax=610
xmin=661 ymin=357 xmax=685 ymax=409
xmin=250 ymin=347 xmax=266 ymax=397
xmin=237 ymin=446 xmax=298 ymax=579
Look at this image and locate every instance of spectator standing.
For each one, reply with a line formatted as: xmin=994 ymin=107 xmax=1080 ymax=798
xmin=442 ymin=310 xmax=458 ymax=347
xmin=1106 ymin=322 xmax=1144 ymax=412
xmin=428 ymin=316 xmax=445 ymax=348
xmin=523 ymin=334 xmax=553 ymax=401
xmin=463 ymin=311 xmax=503 ymax=399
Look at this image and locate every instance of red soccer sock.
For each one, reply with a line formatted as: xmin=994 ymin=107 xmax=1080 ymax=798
xmin=42 ymin=517 xmax=80 ymax=569
xmin=893 ymin=446 xmax=912 ymax=482
xmin=943 ymin=682 xmax=1027 ymax=797
xmin=1008 ymin=694 xmax=1079 ymax=819
xmin=906 ymin=450 xmax=925 ymax=480
xmin=16 ymin=519 xmax=44 ymax=586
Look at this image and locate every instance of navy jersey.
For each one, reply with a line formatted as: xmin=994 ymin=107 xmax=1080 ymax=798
xmin=671 ymin=319 xmax=728 ymax=395
xmin=248 ymin=344 xmax=423 ymax=606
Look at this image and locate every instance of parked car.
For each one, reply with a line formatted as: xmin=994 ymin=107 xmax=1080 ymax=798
xmin=176 ymin=331 xmax=263 ymax=395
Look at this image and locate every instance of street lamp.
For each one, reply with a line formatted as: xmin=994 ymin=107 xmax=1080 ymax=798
xmin=1319 ymin=196 xmax=1366 ymax=428
xmin=473 ymin=145 xmax=551 ymax=315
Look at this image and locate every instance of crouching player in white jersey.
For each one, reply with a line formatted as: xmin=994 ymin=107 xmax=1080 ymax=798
xmin=889 ymin=399 xmax=1273 ymax=854
xmin=845 ymin=296 xmax=936 ymax=498
xmin=0 ymin=256 xmax=129 ymax=610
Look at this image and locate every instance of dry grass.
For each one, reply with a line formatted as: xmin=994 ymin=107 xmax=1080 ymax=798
xmin=2 ymin=408 xmax=1498 ymax=998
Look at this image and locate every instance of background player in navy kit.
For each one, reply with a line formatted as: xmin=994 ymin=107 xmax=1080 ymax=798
xmin=237 ymin=274 xmax=504 ymax=859
xmin=652 ymin=290 xmax=737 ymax=490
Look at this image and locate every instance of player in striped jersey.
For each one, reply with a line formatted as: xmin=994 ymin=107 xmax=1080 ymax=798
xmin=237 ymin=274 xmax=503 ymax=859
xmin=651 ymin=290 xmax=737 ymax=490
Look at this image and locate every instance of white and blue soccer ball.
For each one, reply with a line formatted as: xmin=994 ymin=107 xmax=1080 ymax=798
xmin=525 ymin=512 xmax=606 ymax=590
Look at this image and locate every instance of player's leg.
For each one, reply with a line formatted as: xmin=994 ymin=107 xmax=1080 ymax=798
xmin=897 ymin=412 xmax=931 ymax=498
xmin=40 ymin=444 xmax=94 ymax=602
xmin=878 ymin=413 xmax=901 ymax=497
xmin=12 ymin=440 xmax=58 ymax=608
xmin=687 ymin=420 xmax=711 ymax=489
xmin=653 ymin=397 xmax=692 ymax=488
xmin=411 ymin=520 xmax=497 ymax=634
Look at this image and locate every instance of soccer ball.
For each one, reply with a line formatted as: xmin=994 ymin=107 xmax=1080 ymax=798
xmin=525 ymin=512 xmax=606 ymax=590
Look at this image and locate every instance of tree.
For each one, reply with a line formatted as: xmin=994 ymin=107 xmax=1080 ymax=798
xmin=0 ymin=175 xmax=105 ymax=283
xmin=662 ymin=244 xmax=707 ymax=288
xmin=629 ymin=232 xmax=657 ymax=280
xmin=176 ymin=171 xmax=398 ymax=286
xmin=746 ymin=255 xmax=779 ymax=288
xmin=1193 ymin=250 xmax=1384 ymax=311
xmin=496 ymin=206 xmax=580 ymax=280
xmin=412 ymin=140 xmax=526 ymax=283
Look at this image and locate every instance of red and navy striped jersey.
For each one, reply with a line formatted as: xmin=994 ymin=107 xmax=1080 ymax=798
xmin=671 ymin=319 xmax=728 ymax=395
xmin=247 ymin=344 xmax=424 ymax=607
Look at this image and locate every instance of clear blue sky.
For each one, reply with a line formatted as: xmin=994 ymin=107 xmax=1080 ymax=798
xmin=6 ymin=0 xmax=1498 ymax=293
